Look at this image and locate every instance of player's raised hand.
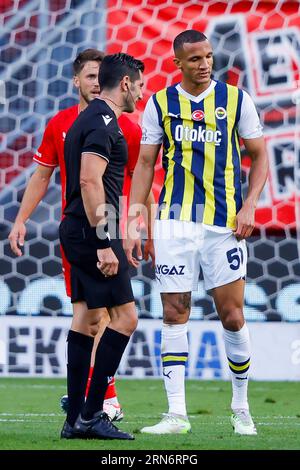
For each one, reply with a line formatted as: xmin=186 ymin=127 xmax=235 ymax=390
xmin=8 ymin=220 xmax=26 ymax=257
xmin=233 ymin=203 xmax=256 ymax=240
xmin=97 ymin=247 xmax=119 ymax=276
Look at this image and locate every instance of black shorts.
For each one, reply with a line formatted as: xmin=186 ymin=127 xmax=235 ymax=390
xmin=59 ymin=216 xmax=134 ymax=309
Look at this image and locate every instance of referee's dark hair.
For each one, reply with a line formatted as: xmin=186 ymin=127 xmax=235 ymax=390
xmin=173 ymin=30 xmax=207 ymax=54
xmin=73 ymin=49 xmax=105 ymax=75
xmin=99 ymin=53 xmax=144 ymax=90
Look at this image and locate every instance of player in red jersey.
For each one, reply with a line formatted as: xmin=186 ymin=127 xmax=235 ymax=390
xmin=9 ymin=49 xmax=154 ymax=423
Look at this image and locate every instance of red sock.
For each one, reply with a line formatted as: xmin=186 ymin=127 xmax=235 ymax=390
xmin=85 ymin=369 xmax=117 ymax=401
xmin=104 ymin=376 xmax=117 ymax=400
xmin=85 ymin=366 xmax=94 ymax=399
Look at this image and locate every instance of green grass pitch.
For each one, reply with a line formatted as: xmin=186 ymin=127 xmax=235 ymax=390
xmin=0 ymin=378 xmax=299 ymax=450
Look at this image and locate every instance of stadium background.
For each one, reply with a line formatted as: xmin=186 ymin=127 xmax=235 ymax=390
xmin=0 ymin=0 xmax=299 ymax=380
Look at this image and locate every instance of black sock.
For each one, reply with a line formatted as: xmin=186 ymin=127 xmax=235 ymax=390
xmin=66 ymin=330 xmax=94 ymax=427
xmin=82 ymin=327 xmax=130 ymax=420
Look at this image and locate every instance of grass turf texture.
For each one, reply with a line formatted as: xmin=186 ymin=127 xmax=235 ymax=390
xmin=0 ymin=378 xmax=299 ymax=450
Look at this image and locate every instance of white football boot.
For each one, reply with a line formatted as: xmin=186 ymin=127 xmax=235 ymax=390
xmin=141 ymin=413 xmax=191 ymax=434
xmin=231 ymin=409 xmax=257 ymax=435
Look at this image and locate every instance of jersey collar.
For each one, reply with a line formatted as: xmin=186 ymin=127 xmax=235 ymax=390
xmin=176 ymin=80 xmax=217 ymax=103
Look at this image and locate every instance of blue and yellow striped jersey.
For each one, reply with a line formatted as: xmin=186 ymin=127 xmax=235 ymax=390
xmin=152 ymin=80 xmax=243 ymax=228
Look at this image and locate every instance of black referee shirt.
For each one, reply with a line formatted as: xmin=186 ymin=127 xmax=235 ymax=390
xmin=63 ymin=98 xmax=128 ymax=220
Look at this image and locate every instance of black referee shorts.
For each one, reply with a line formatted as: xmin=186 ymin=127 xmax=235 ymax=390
xmin=59 ymin=216 xmax=134 ymax=309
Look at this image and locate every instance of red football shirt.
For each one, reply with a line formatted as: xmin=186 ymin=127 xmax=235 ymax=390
xmin=33 ymin=105 xmax=142 ymax=213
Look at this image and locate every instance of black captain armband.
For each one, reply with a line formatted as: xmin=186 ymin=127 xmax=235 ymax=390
xmin=92 ymin=224 xmax=111 ymax=249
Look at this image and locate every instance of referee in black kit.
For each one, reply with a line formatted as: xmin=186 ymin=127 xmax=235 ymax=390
xmin=59 ymin=53 xmax=144 ymax=440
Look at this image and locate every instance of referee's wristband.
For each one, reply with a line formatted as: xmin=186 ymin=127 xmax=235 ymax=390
xmin=92 ymin=224 xmax=111 ymax=249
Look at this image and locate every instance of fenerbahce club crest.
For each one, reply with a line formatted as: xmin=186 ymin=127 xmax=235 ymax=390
xmin=215 ymin=107 xmax=227 ymax=119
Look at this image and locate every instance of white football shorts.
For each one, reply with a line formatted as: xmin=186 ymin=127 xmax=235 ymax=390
xmin=154 ymin=219 xmax=247 ymax=292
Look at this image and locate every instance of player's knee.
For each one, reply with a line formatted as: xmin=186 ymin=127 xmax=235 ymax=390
xmin=129 ymin=310 xmax=138 ymax=331
xmin=89 ymin=322 xmax=100 ymax=337
xmin=163 ymin=304 xmax=187 ymax=324
xmin=162 ymin=293 xmax=191 ymax=324
xmin=123 ymin=311 xmax=138 ymax=335
xmin=221 ymin=307 xmax=244 ymax=331
xmin=88 ymin=313 xmax=103 ymax=337
xmin=163 ymin=308 xmax=178 ymax=324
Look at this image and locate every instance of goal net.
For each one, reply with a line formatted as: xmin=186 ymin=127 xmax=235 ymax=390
xmin=0 ymin=0 xmax=299 ymax=323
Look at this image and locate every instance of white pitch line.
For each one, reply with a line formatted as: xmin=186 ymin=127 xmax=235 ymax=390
xmin=0 ymin=412 xmax=299 ymax=420
xmin=256 ymin=416 xmax=300 ymax=419
xmin=1 ymin=418 xmax=300 ymax=429
xmin=0 ymin=419 xmax=26 ymax=422
xmin=0 ymin=413 xmax=61 ymax=417
xmin=0 ymin=419 xmax=60 ymax=423
xmin=0 ymin=384 xmax=65 ymax=389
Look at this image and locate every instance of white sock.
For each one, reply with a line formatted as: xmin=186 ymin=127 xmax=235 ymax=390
xmin=104 ymin=397 xmax=119 ymax=406
xmin=223 ymin=323 xmax=251 ymax=411
xmin=161 ymin=323 xmax=188 ymax=417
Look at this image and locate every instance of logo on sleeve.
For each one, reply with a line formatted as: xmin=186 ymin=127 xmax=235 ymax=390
xmin=142 ymin=126 xmax=148 ymax=142
xmin=102 ymin=115 xmax=113 ymax=126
